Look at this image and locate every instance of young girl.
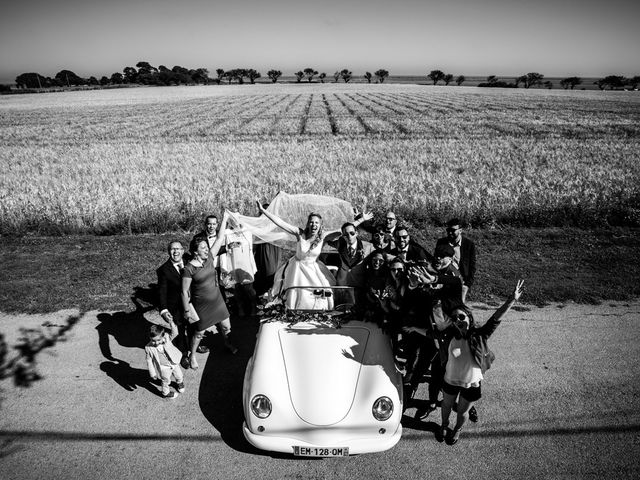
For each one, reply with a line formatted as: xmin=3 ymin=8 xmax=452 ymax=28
xmin=145 ymin=318 xmax=185 ymax=399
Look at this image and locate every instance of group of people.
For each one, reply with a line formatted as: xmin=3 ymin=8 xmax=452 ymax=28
xmin=146 ymin=201 xmax=524 ymax=446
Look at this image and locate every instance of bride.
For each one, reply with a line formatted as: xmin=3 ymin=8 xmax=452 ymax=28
xmin=256 ymin=201 xmax=371 ymax=310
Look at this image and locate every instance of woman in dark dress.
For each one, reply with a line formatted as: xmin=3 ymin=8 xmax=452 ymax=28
xmin=182 ymin=211 xmax=237 ymax=370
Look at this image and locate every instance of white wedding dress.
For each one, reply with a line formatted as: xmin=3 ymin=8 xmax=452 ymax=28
xmin=271 ymin=236 xmax=336 ymax=310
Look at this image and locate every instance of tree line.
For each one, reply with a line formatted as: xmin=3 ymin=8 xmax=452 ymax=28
xmin=7 ymin=61 xmax=639 ymax=91
xmin=427 ymin=70 xmax=640 ymax=90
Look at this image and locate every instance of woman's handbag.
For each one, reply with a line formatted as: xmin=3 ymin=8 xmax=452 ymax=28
xmin=186 ymin=303 xmax=200 ymax=324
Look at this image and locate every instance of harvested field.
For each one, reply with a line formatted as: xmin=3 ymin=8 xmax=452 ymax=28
xmin=1 ymin=84 xmax=639 ymax=234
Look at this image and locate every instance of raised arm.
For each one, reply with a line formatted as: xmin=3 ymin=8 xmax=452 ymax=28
xmin=257 ymin=201 xmax=300 ymax=237
xmin=209 ymin=210 xmax=231 ymax=257
xmin=353 ymin=209 xmax=373 ymax=228
xmin=478 ymin=280 xmax=524 ymax=337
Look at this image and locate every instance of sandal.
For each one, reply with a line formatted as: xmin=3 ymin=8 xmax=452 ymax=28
xmin=446 ymin=427 xmax=462 ymax=446
xmin=189 ymin=354 xmax=199 ymax=370
xmin=180 ymin=353 xmax=191 ymax=370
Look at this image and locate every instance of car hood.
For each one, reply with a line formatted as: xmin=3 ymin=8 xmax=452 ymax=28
xmin=278 ymin=323 xmax=370 ymax=426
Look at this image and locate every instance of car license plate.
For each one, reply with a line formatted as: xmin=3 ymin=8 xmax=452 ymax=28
xmin=293 ymin=446 xmax=349 ymax=457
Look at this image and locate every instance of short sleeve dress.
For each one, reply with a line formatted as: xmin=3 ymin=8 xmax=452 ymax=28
xmin=183 ymin=255 xmax=229 ymax=331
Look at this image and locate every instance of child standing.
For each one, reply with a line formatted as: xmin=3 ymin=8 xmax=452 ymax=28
xmin=145 ymin=318 xmax=185 ymax=399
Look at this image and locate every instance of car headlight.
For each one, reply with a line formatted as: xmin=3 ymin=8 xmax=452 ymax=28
xmin=372 ymin=396 xmax=394 ymax=421
xmin=251 ymin=394 xmax=272 ymax=419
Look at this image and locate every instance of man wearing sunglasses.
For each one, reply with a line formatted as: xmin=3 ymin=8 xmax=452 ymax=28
xmin=436 ymin=218 xmax=476 ymax=303
xmin=327 ymin=222 xmax=373 ymax=286
xmin=390 ymin=225 xmax=433 ymax=264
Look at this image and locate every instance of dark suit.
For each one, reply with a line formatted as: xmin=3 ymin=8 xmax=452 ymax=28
xmin=156 ymin=259 xmax=187 ymax=350
xmin=390 ymin=240 xmax=434 ymax=264
xmin=435 ymin=236 xmax=476 ymax=287
xmin=327 ymin=237 xmax=373 ymax=286
xmin=157 ymin=259 xmax=183 ymax=320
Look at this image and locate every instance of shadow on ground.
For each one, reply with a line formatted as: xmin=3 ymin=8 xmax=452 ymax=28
xmin=95 ymin=284 xmax=158 ymax=360
xmin=197 ymin=315 xmax=267 ymax=455
xmin=99 ymin=360 xmax=162 ymax=397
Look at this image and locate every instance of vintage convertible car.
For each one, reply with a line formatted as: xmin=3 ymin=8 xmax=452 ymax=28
xmin=242 ymin=286 xmax=403 ymax=456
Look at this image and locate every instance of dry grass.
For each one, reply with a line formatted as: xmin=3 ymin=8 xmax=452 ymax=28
xmin=1 ymin=84 xmax=639 ymax=234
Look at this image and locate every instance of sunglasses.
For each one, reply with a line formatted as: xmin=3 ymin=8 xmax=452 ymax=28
xmin=386 ymin=217 xmax=396 ymax=221
xmin=343 ymin=231 xmax=356 ymax=236
xmin=453 ymin=313 xmax=468 ymax=322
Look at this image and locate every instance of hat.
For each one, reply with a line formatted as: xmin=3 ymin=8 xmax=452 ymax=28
xmin=143 ymin=309 xmax=170 ymax=327
xmin=434 ymin=244 xmax=454 ymax=258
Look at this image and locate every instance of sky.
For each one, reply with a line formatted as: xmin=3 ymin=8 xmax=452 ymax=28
xmin=1 ymin=0 xmax=639 ymax=83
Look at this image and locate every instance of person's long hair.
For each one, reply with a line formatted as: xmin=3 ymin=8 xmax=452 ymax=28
xmin=303 ymin=213 xmax=324 ymax=250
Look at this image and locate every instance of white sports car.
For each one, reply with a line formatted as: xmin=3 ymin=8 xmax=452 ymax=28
xmin=242 ymin=287 xmax=403 ymax=456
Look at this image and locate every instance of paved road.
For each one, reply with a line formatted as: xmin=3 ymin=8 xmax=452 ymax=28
xmin=1 ymin=302 xmax=639 ymax=479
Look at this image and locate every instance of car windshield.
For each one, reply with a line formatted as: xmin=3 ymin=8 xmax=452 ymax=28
xmin=281 ymin=286 xmax=356 ymax=313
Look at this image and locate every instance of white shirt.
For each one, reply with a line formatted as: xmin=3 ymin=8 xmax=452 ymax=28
xmin=444 ymin=337 xmax=483 ymax=388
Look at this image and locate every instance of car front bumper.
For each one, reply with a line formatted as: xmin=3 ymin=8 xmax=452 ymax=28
xmin=242 ymin=422 xmax=402 ymax=456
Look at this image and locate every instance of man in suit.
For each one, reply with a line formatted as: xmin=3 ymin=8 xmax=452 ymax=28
xmin=390 ymin=225 xmax=433 ymax=264
xmin=157 ymin=240 xmax=188 ymax=351
xmin=435 ymin=218 xmax=477 ymax=303
xmin=192 ymin=215 xmax=225 ymax=265
xmin=327 ymin=222 xmax=373 ymax=286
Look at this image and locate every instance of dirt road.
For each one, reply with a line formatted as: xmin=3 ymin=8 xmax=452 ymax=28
xmin=1 ymin=301 xmax=639 ymax=479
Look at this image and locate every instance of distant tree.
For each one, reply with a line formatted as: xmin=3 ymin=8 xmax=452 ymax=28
xmin=235 ymin=68 xmax=249 ymax=84
xmin=628 ymin=76 xmax=640 ymax=90
xmin=215 ymin=68 xmax=225 ymax=85
xmin=122 ymin=66 xmax=138 ymax=83
xmin=455 ymin=75 xmax=465 ymax=86
xmin=374 ymin=69 xmax=389 ymax=83
xmin=169 ymin=66 xmax=193 ymax=84
xmin=543 ymin=80 xmax=553 ymax=89
xmin=333 ymin=71 xmax=340 ymax=83
xmin=55 ymin=70 xmax=85 ymax=86
xmin=191 ymin=68 xmax=210 ymax=84
xmin=15 ymin=72 xmax=46 ymax=89
xmin=247 ymin=69 xmax=261 ymax=84
xmin=88 ymin=76 xmax=99 ymax=86
xmin=428 ymin=69 xmax=445 ymax=85
xmin=319 ymin=72 xmax=326 ymax=83
xmin=294 ymin=71 xmax=304 ymax=83
xmin=514 ymin=75 xmax=527 ymax=88
xmin=593 ymin=79 xmax=606 ymax=90
xmin=158 ymin=65 xmax=170 ymax=73
xmin=136 ymin=61 xmax=157 ymax=75
xmin=110 ymin=72 xmax=124 ymax=84
xmin=560 ymin=76 xmax=582 ymax=90
xmin=486 ymin=75 xmax=498 ymax=85
xmin=340 ymin=69 xmax=352 ymax=83
xmin=523 ymin=72 xmax=544 ymax=88
xmin=601 ymin=75 xmax=627 ymax=90
xmin=99 ymin=76 xmax=110 ymax=86
xmin=443 ymin=73 xmax=454 ymax=86
xmin=0 ymin=84 xmax=11 ymax=93
xmin=267 ymin=69 xmax=282 ymax=83
xmin=364 ymin=71 xmax=372 ymax=83
xmin=303 ymin=68 xmax=318 ymax=82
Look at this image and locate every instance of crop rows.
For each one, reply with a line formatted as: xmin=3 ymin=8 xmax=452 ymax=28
xmin=1 ymin=85 xmax=639 ymax=234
